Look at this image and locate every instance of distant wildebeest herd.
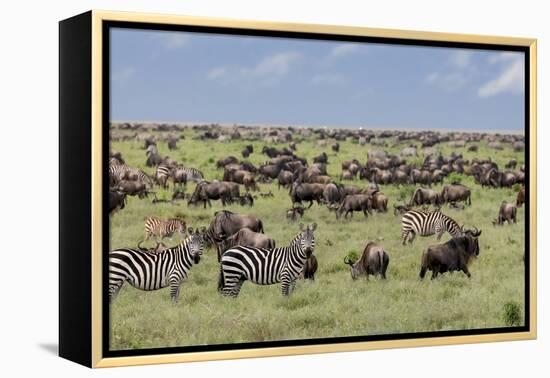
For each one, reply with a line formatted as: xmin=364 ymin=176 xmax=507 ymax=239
xmin=108 ymin=123 xmax=526 ymax=303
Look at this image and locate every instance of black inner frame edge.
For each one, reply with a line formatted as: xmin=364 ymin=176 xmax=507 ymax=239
xmin=101 ymin=20 xmax=531 ymax=358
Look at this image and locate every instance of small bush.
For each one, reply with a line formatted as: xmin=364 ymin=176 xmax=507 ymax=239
xmin=502 ymin=301 xmax=522 ymax=326
xmin=398 ymin=186 xmax=415 ymax=201
xmin=446 ymin=172 xmax=463 ymax=184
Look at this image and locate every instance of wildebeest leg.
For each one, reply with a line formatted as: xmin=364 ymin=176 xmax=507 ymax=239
xmin=461 ymin=265 xmax=471 ymax=278
xmin=431 ymin=266 xmax=439 ymax=280
xmin=419 ymin=266 xmax=427 ymax=280
xmin=307 ymin=200 xmax=314 ymax=209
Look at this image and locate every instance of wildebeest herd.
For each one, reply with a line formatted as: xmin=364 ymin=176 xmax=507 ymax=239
xmin=108 ymin=122 xmax=526 ymax=305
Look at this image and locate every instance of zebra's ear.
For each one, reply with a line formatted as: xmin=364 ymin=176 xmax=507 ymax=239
xmin=299 ymin=223 xmax=305 ymax=231
xmin=188 ymin=227 xmax=194 ymax=234
xmin=310 ymin=223 xmax=317 ymax=231
xmin=200 ymin=226 xmax=207 ymax=234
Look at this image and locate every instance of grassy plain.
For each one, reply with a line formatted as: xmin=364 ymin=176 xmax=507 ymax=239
xmin=109 ymin=129 xmax=525 ymax=350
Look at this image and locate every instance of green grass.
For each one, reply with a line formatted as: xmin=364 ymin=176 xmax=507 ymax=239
xmin=109 ymin=130 xmax=525 ymax=350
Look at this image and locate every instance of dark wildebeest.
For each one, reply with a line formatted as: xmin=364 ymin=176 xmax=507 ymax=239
xmin=323 ymin=182 xmax=342 ymax=205
xmin=236 ymin=193 xmax=254 ymax=207
xmin=109 ymin=190 xmax=127 ymax=215
xmin=492 ymin=201 xmax=517 ymax=226
xmin=188 ymin=180 xmax=237 ymax=208
xmin=393 ymin=203 xmax=412 ymax=216
xmin=410 ymin=188 xmax=442 ymax=207
xmin=441 ymin=183 xmax=471 ymax=206
xmin=206 ymin=210 xmax=264 ymax=249
xmin=241 ymin=148 xmax=250 ymax=158
xmin=313 ymin=152 xmax=328 ymax=164
xmin=419 ymin=228 xmax=482 ymax=280
xmin=290 ymin=182 xmax=325 ymax=208
xmin=114 ymin=180 xmax=149 ymax=198
xmin=336 ymin=194 xmax=372 ymax=219
xmin=332 ymin=143 xmax=340 ymax=153
xmin=340 ymin=170 xmax=355 ymax=180
xmin=216 ymin=227 xmax=275 ymax=261
xmin=516 ymin=186 xmax=525 ymax=207
xmin=216 ymin=156 xmax=239 ymax=168
xmin=277 ymin=170 xmax=294 ymax=189
xmin=302 ymin=255 xmax=318 ymax=281
xmin=286 ymin=206 xmax=305 ymax=222
xmin=344 ymin=242 xmax=389 ymax=280
xmin=167 ymin=137 xmax=177 ymax=151
xmin=505 ymin=159 xmax=517 ymax=170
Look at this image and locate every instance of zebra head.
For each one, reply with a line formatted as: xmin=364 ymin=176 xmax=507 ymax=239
xmin=186 ymin=227 xmax=206 ymax=264
xmin=298 ymin=223 xmax=317 ymax=257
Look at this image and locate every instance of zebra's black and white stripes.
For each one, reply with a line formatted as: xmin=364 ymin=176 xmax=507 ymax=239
xmin=109 ymin=228 xmax=205 ymax=302
xmin=401 ymin=209 xmax=462 ymax=244
xmin=139 ymin=216 xmax=187 ymax=248
xmin=218 ymin=223 xmax=317 ymax=297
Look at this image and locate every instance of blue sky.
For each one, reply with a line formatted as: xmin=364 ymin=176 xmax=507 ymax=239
xmin=110 ymin=28 xmax=525 ymax=131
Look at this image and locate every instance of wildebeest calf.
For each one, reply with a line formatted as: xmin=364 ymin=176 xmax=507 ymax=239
xmin=344 ymin=242 xmax=389 ymax=280
xmin=286 ymin=206 xmax=305 ymax=222
xmin=216 ymin=227 xmax=275 ymax=261
xmin=493 ymin=201 xmax=517 ymax=225
xmin=419 ymin=228 xmax=482 ymax=280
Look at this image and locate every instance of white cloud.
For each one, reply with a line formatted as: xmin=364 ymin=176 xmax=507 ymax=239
xmin=330 ymin=43 xmax=360 ymax=58
xmin=478 ymin=58 xmax=524 ymax=98
xmin=241 ymin=52 xmax=302 ymax=77
xmin=449 ymin=50 xmax=473 ymax=68
xmin=207 ymin=67 xmax=228 ymax=80
xmin=311 ymin=73 xmax=346 ymax=86
xmin=112 ymin=67 xmax=136 ymax=82
xmin=152 ymin=32 xmax=190 ymax=50
xmin=426 ymin=71 xmax=468 ymax=92
xmin=487 ymin=52 xmax=521 ymax=64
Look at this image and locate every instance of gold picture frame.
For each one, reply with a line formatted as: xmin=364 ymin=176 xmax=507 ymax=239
xmin=59 ymin=10 xmax=537 ymax=368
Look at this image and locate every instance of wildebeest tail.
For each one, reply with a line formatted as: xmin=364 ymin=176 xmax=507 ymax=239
xmin=217 ymin=265 xmax=225 ymax=292
xmin=258 ymin=219 xmax=264 ymax=233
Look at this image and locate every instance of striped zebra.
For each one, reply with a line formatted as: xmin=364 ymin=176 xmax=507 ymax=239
xmin=138 ymin=216 xmax=187 ymax=248
xmin=109 ymin=162 xmax=130 ymax=184
xmin=155 ymin=164 xmax=172 ymax=188
xmin=401 ymin=209 xmax=462 ymax=245
xmin=218 ymin=223 xmax=317 ymax=297
xmin=109 ymin=228 xmax=205 ymax=302
xmin=178 ymin=166 xmax=204 ymax=183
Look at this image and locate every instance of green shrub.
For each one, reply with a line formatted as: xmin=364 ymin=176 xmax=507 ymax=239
xmin=502 ymin=301 xmax=522 ymax=326
xmin=446 ymin=172 xmax=463 ymax=184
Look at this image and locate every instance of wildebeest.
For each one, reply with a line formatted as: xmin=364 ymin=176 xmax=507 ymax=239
xmin=332 ymin=143 xmax=340 ymax=153
xmin=109 ymin=190 xmax=127 ymax=215
xmin=393 ymin=203 xmax=412 ymax=216
xmin=188 ymin=180 xmax=238 ymax=208
xmin=290 ymin=182 xmax=325 ymax=208
xmin=286 ymin=206 xmax=305 ymax=222
xmin=516 ymin=186 xmax=525 ymax=207
xmin=505 ymin=159 xmax=517 ymax=169
xmin=216 ymin=156 xmax=239 ymax=168
xmin=441 ymin=183 xmax=471 ymax=206
xmin=323 ymin=182 xmax=342 ymax=205
xmin=206 ymin=210 xmax=264 ymax=246
xmin=419 ymin=228 xmax=482 ymax=280
xmin=114 ymin=180 xmax=149 ymax=198
xmin=216 ymin=227 xmax=275 ymax=261
xmin=410 ymin=188 xmax=442 ymax=207
xmin=344 ymin=242 xmax=389 ymax=280
xmin=493 ymin=201 xmax=517 ymax=226
xmin=336 ymin=194 xmax=372 ymax=219
xmin=313 ymin=152 xmax=328 ymax=164
xmin=370 ymin=191 xmax=388 ymax=212
xmin=302 ymin=255 xmax=318 ymax=280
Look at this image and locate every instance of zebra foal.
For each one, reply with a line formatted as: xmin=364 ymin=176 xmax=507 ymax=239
xmin=138 ymin=216 xmax=187 ymax=248
xmin=218 ymin=223 xmax=317 ymax=297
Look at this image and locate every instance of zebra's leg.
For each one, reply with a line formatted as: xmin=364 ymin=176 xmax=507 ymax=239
xmin=289 ymin=279 xmax=297 ymax=294
xmin=401 ymin=231 xmax=408 ymax=245
xmin=109 ymin=279 xmax=124 ymax=303
xmin=408 ymin=232 xmax=416 ymax=244
xmin=169 ymin=276 xmax=182 ymax=302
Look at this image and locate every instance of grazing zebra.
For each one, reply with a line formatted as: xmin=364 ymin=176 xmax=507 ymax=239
xmin=109 ymin=228 xmax=205 ymax=302
xmin=401 ymin=209 xmax=462 ymax=245
xmin=155 ymin=164 xmax=172 ymax=188
xmin=179 ymin=166 xmax=204 ymax=183
xmin=109 ymin=162 xmax=130 ymax=184
xmin=138 ymin=216 xmax=187 ymax=248
xmin=218 ymin=223 xmax=317 ymax=297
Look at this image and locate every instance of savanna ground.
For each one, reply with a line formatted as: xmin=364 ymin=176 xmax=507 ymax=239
xmin=109 ymin=128 xmax=525 ymax=350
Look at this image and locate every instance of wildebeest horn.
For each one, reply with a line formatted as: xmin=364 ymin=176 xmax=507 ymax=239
xmin=344 ymin=257 xmax=354 ymax=266
xmin=472 ymin=226 xmax=481 ymax=236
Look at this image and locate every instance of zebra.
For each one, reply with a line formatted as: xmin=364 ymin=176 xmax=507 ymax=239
xmin=109 ymin=162 xmax=130 ymax=184
xmin=178 ymin=166 xmax=204 ymax=183
xmin=218 ymin=223 xmax=317 ymax=297
xmin=401 ymin=209 xmax=462 ymax=245
xmin=155 ymin=164 xmax=172 ymax=188
xmin=138 ymin=216 xmax=187 ymax=248
xmin=109 ymin=228 xmax=205 ymax=302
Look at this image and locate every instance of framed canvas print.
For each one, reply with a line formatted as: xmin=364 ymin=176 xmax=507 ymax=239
xmin=59 ymin=10 xmax=537 ymax=368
